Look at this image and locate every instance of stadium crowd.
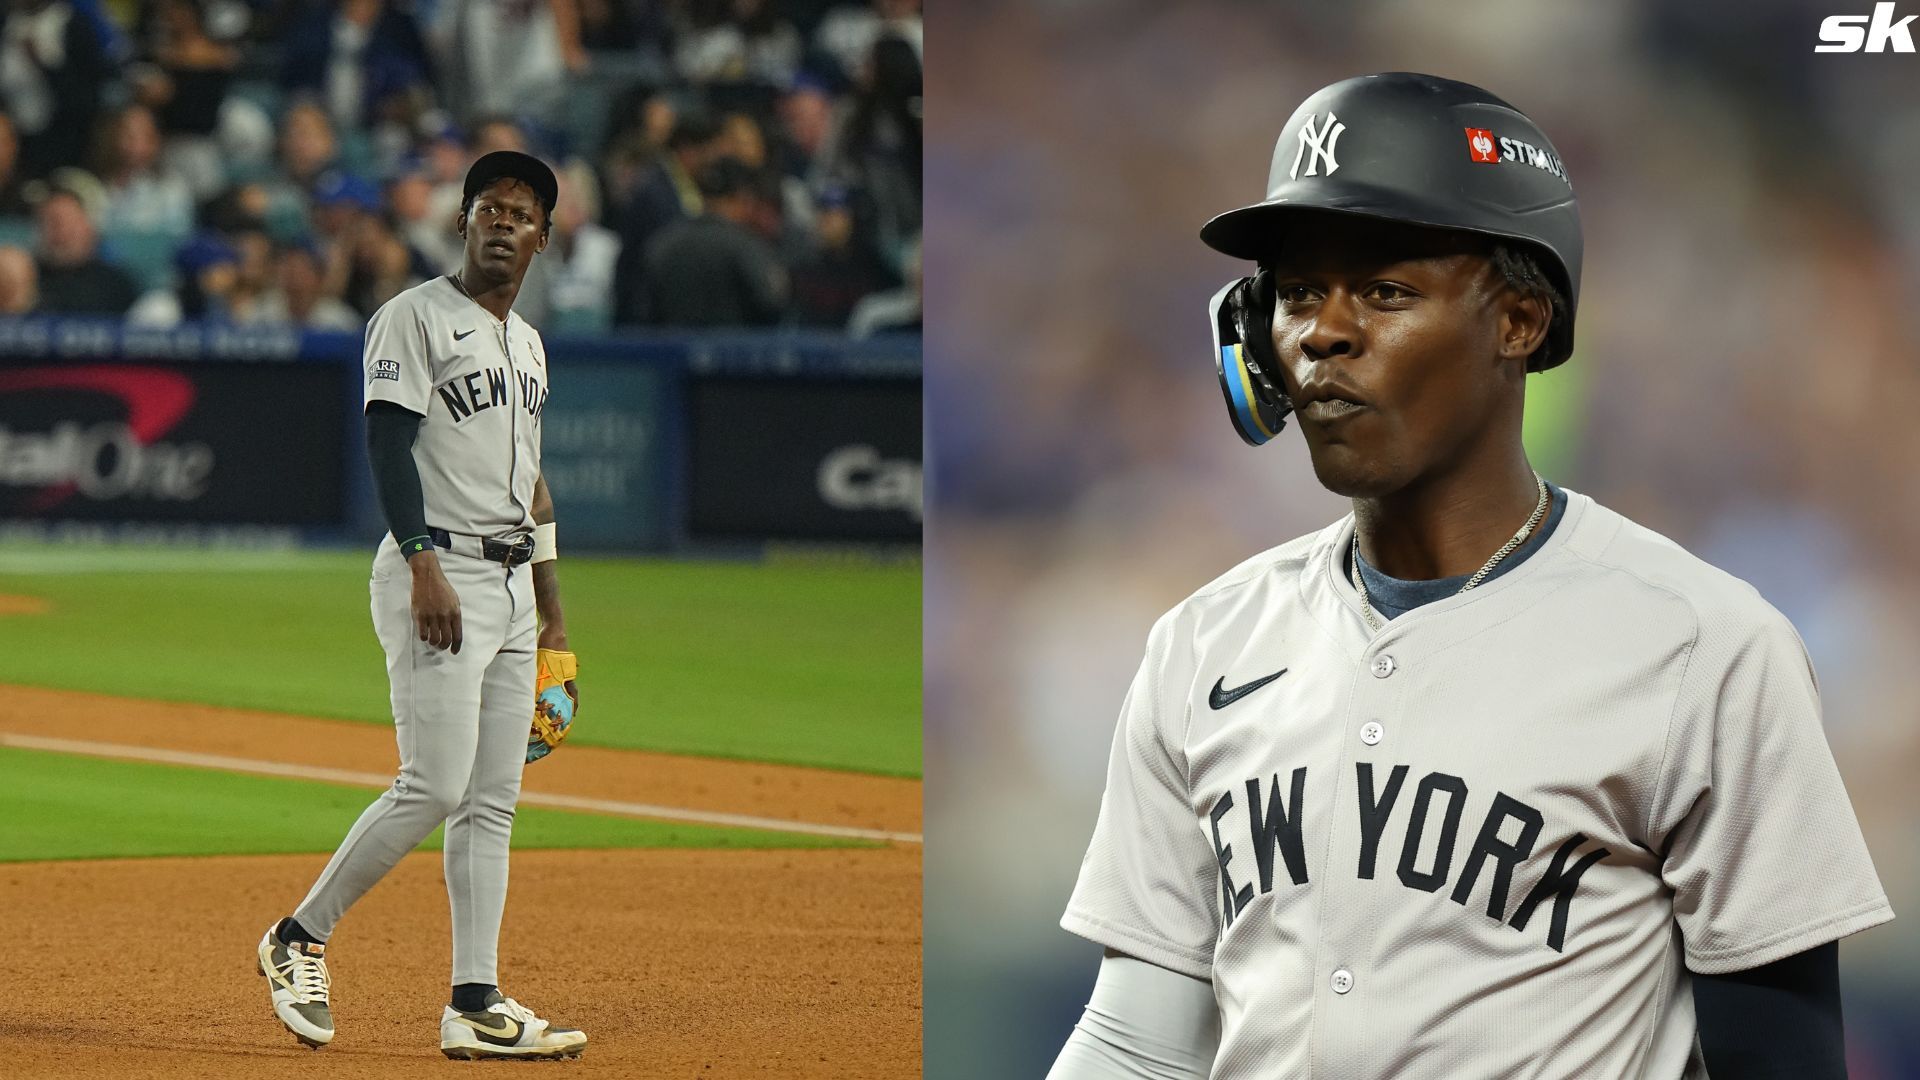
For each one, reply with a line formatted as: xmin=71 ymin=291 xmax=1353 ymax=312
xmin=0 ymin=0 xmax=921 ymax=336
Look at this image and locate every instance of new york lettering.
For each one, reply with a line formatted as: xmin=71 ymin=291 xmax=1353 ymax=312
xmin=437 ymin=367 xmax=547 ymax=422
xmin=1205 ymin=763 xmax=1610 ymax=952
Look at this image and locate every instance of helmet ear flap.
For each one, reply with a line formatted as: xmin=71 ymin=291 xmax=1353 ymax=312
xmin=1210 ymin=270 xmax=1294 ymax=446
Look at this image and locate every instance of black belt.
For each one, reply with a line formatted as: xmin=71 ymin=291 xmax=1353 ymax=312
xmin=429 ymin=527 xmax=534 ymax=566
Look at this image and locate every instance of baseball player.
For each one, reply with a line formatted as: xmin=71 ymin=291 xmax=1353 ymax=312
xmin=255 ymin=150 xmax=588 ymax=1060
xmin=1049 ymin=73 xmax=1892 ymax=1079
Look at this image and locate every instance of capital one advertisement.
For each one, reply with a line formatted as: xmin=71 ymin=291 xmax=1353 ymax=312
xmin=0 ymin=362 xmax=347 ymax=525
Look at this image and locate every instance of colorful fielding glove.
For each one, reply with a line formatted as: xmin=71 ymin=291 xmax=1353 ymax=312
xmin=528 ymin=648 xmax=578 ymax=763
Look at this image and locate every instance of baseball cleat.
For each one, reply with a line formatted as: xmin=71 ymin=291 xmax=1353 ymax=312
xmin=440 ymin=990 xmax=587 ymax=1060
xmin=257 ymin=924 xmax=334 ymax=1048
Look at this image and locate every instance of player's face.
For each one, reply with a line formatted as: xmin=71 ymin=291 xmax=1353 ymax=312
xmin=1264 ymin=215 xmax=1535 ymax=498
xmin=458 ymin=179 xmax=549 ymax=282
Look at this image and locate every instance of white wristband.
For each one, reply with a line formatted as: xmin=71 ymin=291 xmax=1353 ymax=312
xmin=531 ymin=521 xmax=557 ymax=563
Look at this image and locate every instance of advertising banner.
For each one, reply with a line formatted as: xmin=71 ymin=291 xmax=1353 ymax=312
xmin=0 ymin=361 xmax=347 ymax=525
xmin=688 ymin=376 xmax=922 ymax=543
xmin=538 ymin=362 xmax=673 ymax=551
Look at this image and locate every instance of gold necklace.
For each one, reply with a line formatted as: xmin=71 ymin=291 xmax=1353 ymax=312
xmin=1351 ymin=474 xmax=1550 ymax=633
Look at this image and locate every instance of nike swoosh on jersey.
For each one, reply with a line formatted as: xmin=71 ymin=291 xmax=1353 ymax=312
xmin=454 ymin=328 xmax=477 ymax=341
xmin=1208 ymin=669 xmax=1287 ymax=710
xmin=454 ymin=1013 xmax=522 ymax=1044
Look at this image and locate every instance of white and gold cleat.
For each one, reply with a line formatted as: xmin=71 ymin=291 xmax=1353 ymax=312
xmin=440 ymin=990 xmax=587 ymax=1060
xmin=256 ymin=924 xmax=334 ymax=1048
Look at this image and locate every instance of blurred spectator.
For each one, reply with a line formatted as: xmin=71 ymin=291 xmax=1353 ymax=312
xmin=92 ymin=103 xmax=194 ymax=288
xmin=719 ymin=110 xmax=767 ymax=169
xmin=278 ymin=100 xmax=340 ymax=188
xmin=388 ymin=155 xmax=458 ymax=271
xmin=129 ymin=0 xmax=239 ymax=199
xmin=673 ymin=0 xmax=802 ymax=87
xmin=612 ymin=108 xmax=722 ymax=324
xmin=815 ymin=0 xmax=921 ymax=84
xmin=598 ymin=85 xmax=676 ymax=214
xmin=640 ymin=156 xmax=785 ymax=327
xmin=516 ymin=163 xmax=619 ymax=333
xmin=261 ymin=99 xmax=340 ymax=239
xmin=126 ymin=230 xmax=241 ymax=325
xmin=435 ymin=0 xmax=585 ymax=124
xmin=308 ymin=168 xmax=382 ymax=301
xmin=0 ymin=243 xmax=36 ymax=312
xmin=31 ymin=176 xmax=139 ymax=314
xmin=822 ymin=33 xmax=921 ymax=257
xmin=847 ymin=232 xmax=917 ymax=337
xmin=0 ymin=0 xmax=114 ymax=179
xmin=344 ymin=212 xmax=424 ymax=317
xmin=281 ymin=0 xmax=432 ymax=132
xmin=241 ymin=239 xmax=359 ymax=330
xmin=774 ymin=75 xmax=833 ymax=182
xmin=0 ymin=108 xmax=31 ymax=218
xmin=790 ymin=185 xmax=893 ymax=327
xmin=468 ymin=114 xmax=529 ymax=156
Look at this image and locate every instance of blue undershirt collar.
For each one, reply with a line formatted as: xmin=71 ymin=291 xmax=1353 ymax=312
xmin=1348 ymin=481 xmax=1568 ymax=621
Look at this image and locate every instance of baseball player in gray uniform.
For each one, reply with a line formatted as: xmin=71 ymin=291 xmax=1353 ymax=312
xmin=1049 ymin=73 xmax=1892 ymax=1080
xmin=255 ymin=150 xmax=587 ymax=1060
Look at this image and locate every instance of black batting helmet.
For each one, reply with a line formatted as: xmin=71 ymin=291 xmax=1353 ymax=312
xmin=1203 ymin=72 xmax=1582 ymax=445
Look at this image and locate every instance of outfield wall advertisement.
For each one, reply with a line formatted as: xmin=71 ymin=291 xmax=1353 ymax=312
xmin=0 ymin=323 xmax=920 ymax=551
xmin=688 ymin=376 xmax=922 ymax=543
xmin=0 ymin=361 xmax=347 ymax=526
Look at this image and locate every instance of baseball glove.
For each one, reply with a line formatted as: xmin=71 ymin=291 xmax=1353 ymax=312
xmin=527 ymin=648 xmax=579 ymax=763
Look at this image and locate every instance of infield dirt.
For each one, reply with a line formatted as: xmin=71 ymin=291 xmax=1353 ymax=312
xmin=0 ymin=687 xmax=921 ymax=1079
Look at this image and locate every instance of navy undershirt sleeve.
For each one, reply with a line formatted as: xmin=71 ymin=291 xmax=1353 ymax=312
xmin=1693 ymin=943 xmax=1846 ymax=1078
xmin=365 ymin=401 xmax=432 ymax=558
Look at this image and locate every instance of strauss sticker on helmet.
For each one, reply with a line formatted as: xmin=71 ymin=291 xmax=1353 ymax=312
xmin=1496 ymin=135 xmax=1571 ymax=185
xmin=1465 ymin=128 xmax=1500 ymax=163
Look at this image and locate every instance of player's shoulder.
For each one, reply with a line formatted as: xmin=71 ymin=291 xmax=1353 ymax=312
xmin=369 ymin=275 xmax=459 ymax=327
xmin=1151 ymin=518 xmax=1345 ymax=636
xmin=1564 ymin=490 xmax=1798 ymax=648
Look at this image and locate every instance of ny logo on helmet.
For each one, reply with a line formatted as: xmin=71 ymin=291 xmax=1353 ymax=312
xmin=1289 ymin=112 xmax=1345 ymax=180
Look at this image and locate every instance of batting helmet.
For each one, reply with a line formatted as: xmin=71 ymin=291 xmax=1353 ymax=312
xmin=1202 ymin=72 xmax=1582 ymax=446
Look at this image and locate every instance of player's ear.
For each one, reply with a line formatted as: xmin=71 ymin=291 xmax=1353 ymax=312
xmin=1497 ymin=288 xmax=1551 ymax=368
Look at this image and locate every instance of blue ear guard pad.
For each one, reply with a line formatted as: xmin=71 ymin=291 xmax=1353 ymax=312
xmin=1210 ymin=271 xmax=1292 ymax=446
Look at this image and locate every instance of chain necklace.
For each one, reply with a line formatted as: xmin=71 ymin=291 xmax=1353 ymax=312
xmin=447 ymin=272 xmax=506 ymax=326
xmin=1351 ymin=473 xmax=1549 ymax=633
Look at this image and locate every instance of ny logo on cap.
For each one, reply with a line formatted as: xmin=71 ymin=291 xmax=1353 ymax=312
xmin=1289 ymin=112 xmax=1345 ymax=180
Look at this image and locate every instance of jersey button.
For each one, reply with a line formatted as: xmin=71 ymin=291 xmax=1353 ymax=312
xmin=1370 ymin=654 xmax=1396 ymax=678
xmin=1360 ymin=722 xmax=1384 ymax=745
xmin=1331 ymin=969 xmax=1354 ymax=995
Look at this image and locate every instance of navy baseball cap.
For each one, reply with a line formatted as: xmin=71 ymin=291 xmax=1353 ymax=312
xmin=463 ymin=150 xmax=558 ymax=220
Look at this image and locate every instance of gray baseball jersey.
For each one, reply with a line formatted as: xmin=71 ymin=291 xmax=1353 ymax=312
xmin=362 ymin=275 xmax=550 ymax=537
xmin=1063 ymin=488 xmax=1891 ymax=1079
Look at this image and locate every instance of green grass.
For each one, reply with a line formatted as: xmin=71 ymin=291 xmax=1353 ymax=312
xmin=0 ymin=746 xmax=855 ymax=862
xmin=0 ymin=548 xmax=920 ymax=776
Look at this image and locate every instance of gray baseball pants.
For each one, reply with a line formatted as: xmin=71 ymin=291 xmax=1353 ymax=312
xmin=291 ymin=534 xmax=536 ymax=986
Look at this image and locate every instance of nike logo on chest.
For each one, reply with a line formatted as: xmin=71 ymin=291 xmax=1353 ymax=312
xmin=1209 ymin=668 xmax=1287 ymax=710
